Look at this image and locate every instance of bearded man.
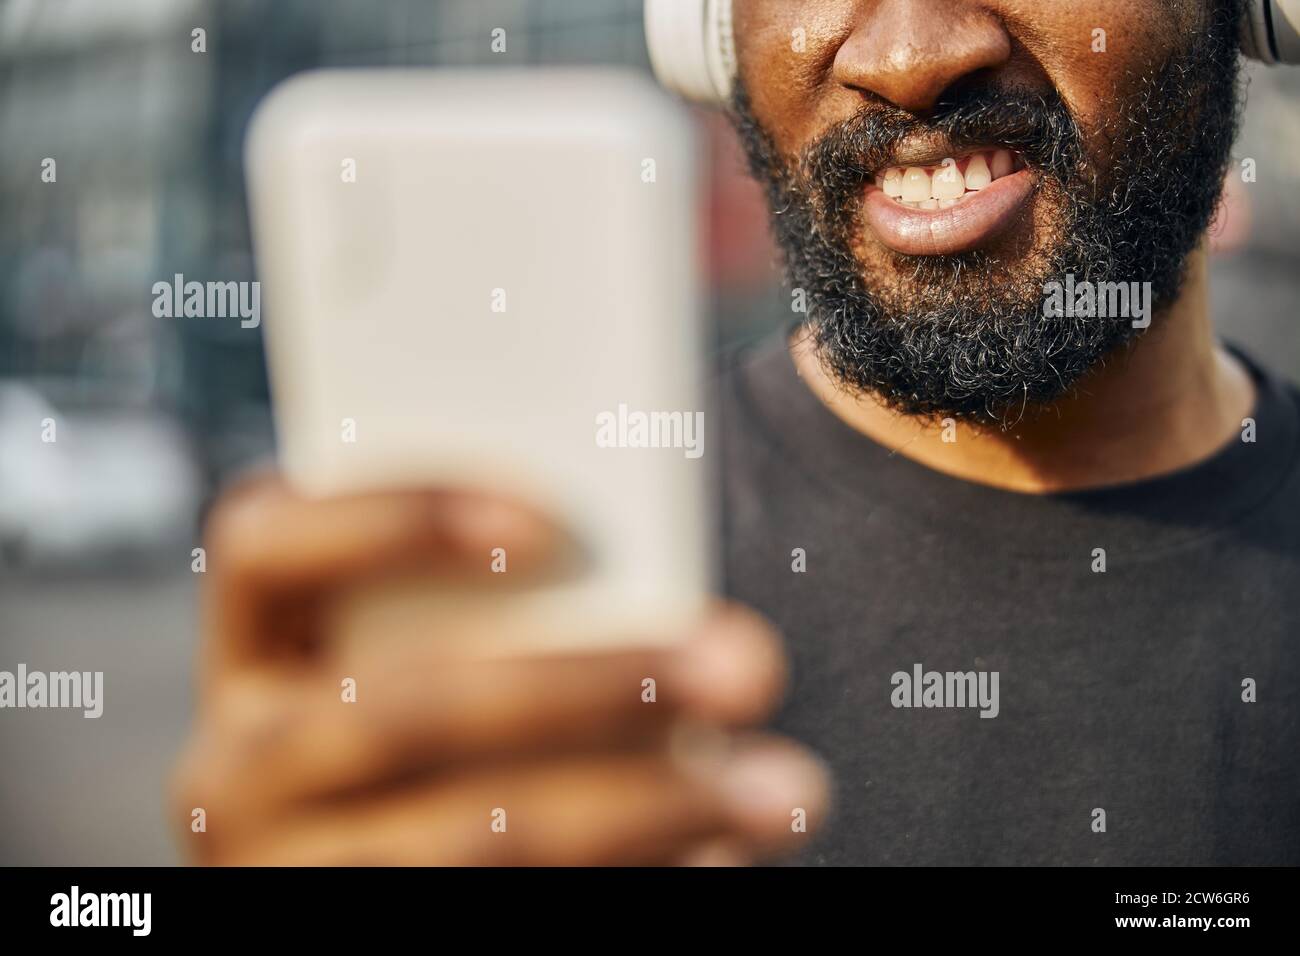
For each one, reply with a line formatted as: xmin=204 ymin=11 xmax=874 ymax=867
xmin=175 ymin=1 xmax=1300 ymax=866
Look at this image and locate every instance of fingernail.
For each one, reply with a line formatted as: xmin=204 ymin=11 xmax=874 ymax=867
xmin=446 ymin=497 xmax=584 ymax=573
xmin=679 ymin=839 xmax=750 ymax=867
xmin=451 ymin=496 xmax=536 ymax=542
xmin=714 ymin=743 xmax=827 ymax=828
xmin=672 ymin=616 xmax=781 ymax=721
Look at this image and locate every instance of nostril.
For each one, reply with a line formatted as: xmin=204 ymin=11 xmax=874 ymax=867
xmin=831 ymin=4 xmax=1014 ymax=115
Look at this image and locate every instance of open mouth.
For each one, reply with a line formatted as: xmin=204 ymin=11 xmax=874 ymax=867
xmin=874 ymin=147 xmax=1027 ymax=208
xmin=862 ymin=146 xmax=1037 ymax=256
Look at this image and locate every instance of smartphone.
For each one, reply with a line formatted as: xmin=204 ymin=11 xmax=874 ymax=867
xmin=244 ymin=69 xmax=710 ymax=652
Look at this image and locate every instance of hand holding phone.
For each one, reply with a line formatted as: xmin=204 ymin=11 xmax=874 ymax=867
xmin=172 ymin=473 xmax=827 ymax=865
xmin=172 ymin=70 xmax=828 ymax=865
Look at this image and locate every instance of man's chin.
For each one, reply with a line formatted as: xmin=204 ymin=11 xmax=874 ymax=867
xmin=809 ymin=334 xmax=1130 ymax=427
xmin=850 ymin=258 xmax=1058 ymax=322
xmin=847 ymin=238 xmax=1073 ymax=336
xmin=805 ymin=268 xmax=1143 ymax=427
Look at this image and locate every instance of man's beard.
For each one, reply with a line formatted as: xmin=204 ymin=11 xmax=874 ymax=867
xmin=730 ymin=1 xmax=1244 ymax=426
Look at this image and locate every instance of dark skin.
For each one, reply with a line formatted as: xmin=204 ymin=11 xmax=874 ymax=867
xmin=173 ymin=0 xmax=1249 ymax=863
xmin=173 ymin=478 xmax=825 ymax=865
xmin=737 ymin=0 xmax=1253 ymax=491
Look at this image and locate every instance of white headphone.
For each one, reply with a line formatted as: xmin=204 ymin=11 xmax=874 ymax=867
xmin=645 ymin=0 xmax=1300 ymax=104
xmin=644 ymin=0 xmax=737 ymax=104
xmin=1242 ymin=0 xmax=1300 ymax=62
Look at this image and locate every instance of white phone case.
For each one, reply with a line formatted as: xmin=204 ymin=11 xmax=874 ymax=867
xmin=245 ymin=69 xmax=710 ymax=652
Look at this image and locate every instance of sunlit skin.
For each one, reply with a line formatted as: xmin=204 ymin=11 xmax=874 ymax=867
xmin=173 ymin=0 xmax=1254 ymax=864
xmin=736 ymin=0 xmax=1255 ymax=492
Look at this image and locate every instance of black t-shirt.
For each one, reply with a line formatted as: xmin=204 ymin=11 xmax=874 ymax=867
xmin=717 ymin=330 xmax=1300 ymax=865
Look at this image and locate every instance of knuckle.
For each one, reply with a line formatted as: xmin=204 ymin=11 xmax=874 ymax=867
xmin=173 ymin=678 xmax=300 ymax=818
xmin=168 ymin=741 xmax=228 ymax=862
xmin=715 ymin=603 xmax=790 ymax=707
xmin=209 ymin=676 xmax=300 ymax=765
xmin=202 ymin=475 xmax=285 ymax=577
xmin=665 ymin=603 xmax=791 ymax=725
xmin=167 ymin=753 xmax=206 ymax=829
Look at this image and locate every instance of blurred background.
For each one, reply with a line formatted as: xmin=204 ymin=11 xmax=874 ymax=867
xmin=1 ymin=0 xmax=1298 ymax=865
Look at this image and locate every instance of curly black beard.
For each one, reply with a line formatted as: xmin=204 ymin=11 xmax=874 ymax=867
xmin=730 ymin=1 xmax=1245 ymax=426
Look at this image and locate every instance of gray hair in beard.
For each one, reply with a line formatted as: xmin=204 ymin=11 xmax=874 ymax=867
xmin=728 ymin=0 xmax=1244 ymax=426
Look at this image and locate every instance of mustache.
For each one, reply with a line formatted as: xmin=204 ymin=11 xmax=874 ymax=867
xmin=799 ymin=85 xmax=1085 ymax=206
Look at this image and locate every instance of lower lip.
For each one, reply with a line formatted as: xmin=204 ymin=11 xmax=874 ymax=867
xmin=861 ymin=168 xmax=1037 ymax=256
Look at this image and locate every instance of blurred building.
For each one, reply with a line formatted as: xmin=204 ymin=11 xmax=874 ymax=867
xmin=0 ymin=0 xmax=689 ymax=571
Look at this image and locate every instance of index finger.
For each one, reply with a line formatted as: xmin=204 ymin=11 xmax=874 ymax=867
xmin=201 ymin=471 xmax=576 ymax=674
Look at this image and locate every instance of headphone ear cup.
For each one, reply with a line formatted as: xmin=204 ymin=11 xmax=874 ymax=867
xmin=1243 ymin=0 xmax=1276 ymax=62
xmin=704 ymin=0 xmax=738 ymax=102
xmin=1272 ymin=0 xmax=1300 ymax=62
xmin=645 ymin=0 xmax=736 ymax=104
xmin=1243 ymin=0 xmax=1300 ymax=64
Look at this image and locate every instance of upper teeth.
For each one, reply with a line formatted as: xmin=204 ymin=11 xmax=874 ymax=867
xmin=963 ymin=154 xmax=991 ymax=190
xmin=875 ymin=148 xmax=1021 ymax=207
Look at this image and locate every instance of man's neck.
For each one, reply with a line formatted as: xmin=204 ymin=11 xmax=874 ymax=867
xmin=791 ymin=246 xmax=1257 ymax=494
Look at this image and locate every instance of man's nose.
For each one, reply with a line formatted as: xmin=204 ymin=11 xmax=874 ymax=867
xmin=831 ymin=0 xmax=1013 ymax=114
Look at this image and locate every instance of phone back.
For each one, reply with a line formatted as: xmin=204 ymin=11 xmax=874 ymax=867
xmin=245 ymin=69 xmax=710 ymax=650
